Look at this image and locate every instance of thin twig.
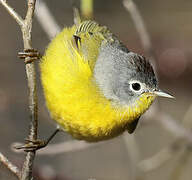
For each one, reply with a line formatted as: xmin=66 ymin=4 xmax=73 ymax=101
xmin=123 ymin=134 xmax=140 ymax=180
xmin=0 ymin=152 xmax=20 ymax=179
xmin=155 ymin=110 xmax=192 ymax=143
xmin=38 ymin=140 xmax=104 ymax=155
xmin=123 ymin=0 xmax=156 ymax=65
xmin=13 ymin=140 xmax=105 ymax=155
xmin=137 ymin=139 xmax=185 ymax=172
xmin=1 ymin=0 xmax=38 ymax=179
xmin=143 ymin=105 xmax=192 ymax=142
xmin=0 ymin=0 xmax=24 ymax=27
xmin=73 ymin=7 xmax=81 ymax=26
xmin=35 ymin=0 xmax=61 ymax=39
xmin=137 ymin=106 xmax=192 ymax=174
xmin=170 ymin=148 xmax=192 ymax=180
xmin=80 ymin=0 xmax=93 ymax=19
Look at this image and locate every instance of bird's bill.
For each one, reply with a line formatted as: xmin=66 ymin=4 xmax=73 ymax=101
xmin=152 ymin=90 xmax=174 ymax=98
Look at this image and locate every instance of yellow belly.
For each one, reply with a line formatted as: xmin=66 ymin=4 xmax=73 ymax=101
xmin=40 ymin=27 xmax=155 ymax=141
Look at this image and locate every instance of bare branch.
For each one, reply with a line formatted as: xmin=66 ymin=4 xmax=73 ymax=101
xmin=138 ymin=139 xmax=184 ymax=172
xmin=123 ymin=0 xmax=156 ymax=65
xmin=138 ymin=107 xmax=192 ymax=173
xmin=123 ymin=134 xmax=140 ymax=180
xmin=35 ymin=0 xmax=61 ymax=39
xmin=153 ymin=109 xmax=192 ymax=143
xmin=0 ymin=0 xmax=24 ymax=27
xmin=142 ymin=105 xmax=192 ymax=143
xmin=170 ymin=147 xmax=192 ymax=180
xmin=25 ymin=0 xmax=35 ymax=24
xmin=80 ymin=0 xmax=93 ymax=19
xmin=0 ymin=152 xmax=20 ymax=179
xmin=39 ymin=140 xmax=104 ymax=155
xmin=20 ymin=0 xmax=38 ymax=179
xmin=73 ymin=7 xmax=81 ymax=26
xmin=13 ymin=141 xmax=105 ymax=155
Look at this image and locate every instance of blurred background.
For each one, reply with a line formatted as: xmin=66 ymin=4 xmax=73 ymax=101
xmin=0 ymin=0 xmax=192 ymax=180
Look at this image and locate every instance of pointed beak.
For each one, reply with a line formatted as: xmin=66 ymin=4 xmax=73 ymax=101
xmin=152 ymin=89 xmax=174 ymax=99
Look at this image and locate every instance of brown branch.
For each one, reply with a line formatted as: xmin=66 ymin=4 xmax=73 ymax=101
xmin=1 ymin=0 xmax=38 ymax=180
xmin=0 ymin=152 xmax=20 ymax=179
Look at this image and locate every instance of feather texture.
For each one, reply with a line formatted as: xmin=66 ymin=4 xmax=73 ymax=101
xmin=40 ymin=22 xmax=156 ymax=141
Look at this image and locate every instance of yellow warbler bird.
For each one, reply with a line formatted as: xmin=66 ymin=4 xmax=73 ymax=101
xmin=40 ymin=20 xmax=173 ymax=142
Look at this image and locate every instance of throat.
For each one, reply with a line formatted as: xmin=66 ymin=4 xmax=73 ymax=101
xmin=111 ymin=94 xmax=156 ymax=125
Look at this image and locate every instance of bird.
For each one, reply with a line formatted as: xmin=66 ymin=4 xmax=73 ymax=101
xmin=40 ymin=20 xmax=173 ymax=142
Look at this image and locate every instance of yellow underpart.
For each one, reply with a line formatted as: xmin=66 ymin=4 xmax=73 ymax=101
xmin=40 ymin=27 xmax=155 ymax=141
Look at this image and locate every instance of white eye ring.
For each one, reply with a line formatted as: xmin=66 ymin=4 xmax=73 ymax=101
xmin=129 ymin=81 xmax=143 ymax=93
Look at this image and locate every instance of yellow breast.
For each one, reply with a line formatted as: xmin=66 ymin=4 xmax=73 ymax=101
xmin=40 ymin=27 xmax=155 ymax=141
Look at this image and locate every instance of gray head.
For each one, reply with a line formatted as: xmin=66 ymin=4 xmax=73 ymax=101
xmin=94 ymin=43 xmax=173 ymax=106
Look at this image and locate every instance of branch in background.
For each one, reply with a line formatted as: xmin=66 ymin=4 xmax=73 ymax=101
xmin=123 ymin=0 xmax=192 ymax=143
xmin=80 ymin=0 xmax=93 ymax=19
xmin=169 ymin=105 xmax=192 ymax=180
xmin=35 ymin=0 xmax=61 ymax=39
xmin=156 ymin=111 xmax=192 ymax=142
xmin=13 ymin=140 xmax=104 ymax=155
xmin=129 ymin=105 xmax=192 ymax=175
xmin=137 ymin=139 xmax=185 ymax=172
xmin=38 ymin=140 xmax=104 ymax=155
xmin=142 ymin=106 xmax=192 ymax=143
xmin=123 ymin=134 xmax=141 ymax=180
xmin=123 ymin=0 xmax=156 ymax=66
xmin=0 ymin=0 xmax=24 ymax=27
xmin=1 ymin=0 xmax=38 ymax=179
xmin=0 ymin=152 xmax=20 ymax=179
xmin=123 ymin=0 xmax=192 ymax=176
xmin=34 ymin=0 xmax=94 ymax=39
xmin=170 ymin=146 xmax=192 ymax=180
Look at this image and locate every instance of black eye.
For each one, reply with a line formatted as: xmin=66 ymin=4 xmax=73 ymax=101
xmin=131 ymin=83 xmax=141 ymax=91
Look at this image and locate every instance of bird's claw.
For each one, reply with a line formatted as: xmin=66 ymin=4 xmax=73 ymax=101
xmin=18 ymin=49 xmax=41 ymax=64
xmin=15 ymin=139 xmax=47 ymax=152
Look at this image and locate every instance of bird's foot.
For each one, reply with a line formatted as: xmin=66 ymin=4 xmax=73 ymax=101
xmin=15 ymin=129 xmax=60 ymax=152
xmin=15 ymin=138 xmax=47 ymax=152
xmin=18 ymin=49 xmax=41 ymax=64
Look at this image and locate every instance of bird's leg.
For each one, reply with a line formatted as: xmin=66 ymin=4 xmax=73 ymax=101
xmin=15 ymin=128 xmax=60 ymax=152
xmin=18 ymin=49 xmax=41 ymax=64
